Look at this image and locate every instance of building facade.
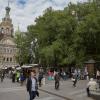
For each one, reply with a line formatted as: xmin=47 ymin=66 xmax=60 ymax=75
xmin=0 ymin=5 xmax=18 ymax=69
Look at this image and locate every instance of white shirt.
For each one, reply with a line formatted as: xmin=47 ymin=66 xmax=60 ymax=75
xmin=87 ymin=80 xmax=97 ymax=91
xmin=31 ymin=77 xmax=36 ymax=91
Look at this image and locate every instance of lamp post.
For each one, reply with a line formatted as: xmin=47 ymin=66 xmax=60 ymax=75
xmin=71 ymin=10 xmax=80 ymax=25
xmin=30 ymin=38 xmax=37 ymax=64
xmin=72 ymin=10 xmax=78 ymax=20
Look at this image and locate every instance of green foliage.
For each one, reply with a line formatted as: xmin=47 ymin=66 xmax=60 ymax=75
xmin=15 ymin=1 xmax=100 ymax=68
xmin=14 ymin=31 xmax=31 ymax=65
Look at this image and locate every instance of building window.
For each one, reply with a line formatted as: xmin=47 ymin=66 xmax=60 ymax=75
xmin=7 ymin=49 xmax=8 ymax=53
xmin=10 ymin=57 xmax=12 ymax=62
xmin=10 ymin=49 xmax=12 ymax=53
xmin=6 ymin=28 xmax=9 ymax=34
xmin=1 ymin=28 xmax=4 ymax=34
xmin=7 ymin=57 xmax=9 ymax=62
xmin=4 ymin=48 xmax=6 ymax=53
xmin=3 ymin=57 xmax=5 ymax=61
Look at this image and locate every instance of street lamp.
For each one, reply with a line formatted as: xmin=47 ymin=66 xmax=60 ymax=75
xmin=30 ymin=38 xmax=38 ymax=64
xmin=71 ymin=10 xmax=78 ymax=20
xmin=72 ymin=10 xmax=76 ymax=16
xmin=71 ymin=10 xmax=80 ymax=25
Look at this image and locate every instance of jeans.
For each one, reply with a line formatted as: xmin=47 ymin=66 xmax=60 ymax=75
xmin=29 ymin=91 xmax=36 ymax=100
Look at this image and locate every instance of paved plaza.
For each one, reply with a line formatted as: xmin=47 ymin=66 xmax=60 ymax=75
xmin=0 ymin=78 xmax=100 ymax=100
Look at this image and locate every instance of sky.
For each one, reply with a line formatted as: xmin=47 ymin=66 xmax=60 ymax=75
xmin=0 ymin=0 xmax=87 ymax=32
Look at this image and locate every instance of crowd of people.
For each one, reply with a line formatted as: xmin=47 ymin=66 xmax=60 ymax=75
xmin=0 ymin=68 xmax=26 ymax=86
xmin=0 ymin=67 xmax=100 ymax=100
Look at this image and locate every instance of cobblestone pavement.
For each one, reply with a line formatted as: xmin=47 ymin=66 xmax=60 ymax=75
xmin=0 ymin=78 xmax=65 ymax=100
xmin=39 ymin=79 xmax=100 ymax=100
xmin=0 ymin=78 xmax=100 ymax=100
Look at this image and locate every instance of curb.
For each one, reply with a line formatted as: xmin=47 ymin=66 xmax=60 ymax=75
xmin=39 ymin=88 xmax=72 ymax=100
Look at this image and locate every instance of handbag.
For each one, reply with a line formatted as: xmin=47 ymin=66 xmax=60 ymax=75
xmin=36 ymin=91 xmax=39 ymax=97
xmin=71 ymin=78 xmax=75 ymax=81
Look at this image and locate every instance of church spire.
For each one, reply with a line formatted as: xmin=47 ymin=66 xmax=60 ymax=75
xmin=0 ymin=0 xmax=13 ymax=38
xmin=5 ymin=0 xmax=11 ymax=19
xmin=8 ymin=0 xmax=10 ymax=7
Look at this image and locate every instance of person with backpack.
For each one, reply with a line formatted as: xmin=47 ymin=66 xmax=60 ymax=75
xmin=20 ymin=72 xmax=25 ymax=86
xmin=27 ymin=70 xmax=39 ymax=100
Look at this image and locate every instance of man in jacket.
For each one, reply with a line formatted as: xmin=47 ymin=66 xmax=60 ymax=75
xmin=27 ymin=70 xmax=38 ymax=100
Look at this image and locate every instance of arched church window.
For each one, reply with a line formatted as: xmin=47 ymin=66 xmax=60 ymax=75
xmin=3 ymin=48 xmax=7 ymax=53
xmin=0 ymin=28 xmax=1 ymax=33
xmin=10 ymin=57 xmax=12 ymax=62
xmin=6 ymin=28 xmax=9 ymax=34
xmin=3 ymin=57 xmax=5 ymax=61
xmin=10 ymin=49 xmax=13 ymax=53
xmin=11 ymin=29 xmax=13 ymax=33
xmin=7 ymin=49 xmax=9 ymax=53
xmin=7 ymin=57 xmax=9 ymax=62
xmin=11 ymin=29 xmax=13 ymax=37
xmin=1 ymin=28 xmax=4 ymax=34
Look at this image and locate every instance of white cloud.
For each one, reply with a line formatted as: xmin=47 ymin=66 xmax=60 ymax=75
xmin=0 ymin=0 xmax=87 ymax=32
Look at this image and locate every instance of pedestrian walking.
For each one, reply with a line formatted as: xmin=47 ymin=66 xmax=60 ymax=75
xmin=38 ymin=71 xmax=43 ymax=87
xmin=16 ymin=71 xmax=20 ymax=82
xmin=12 ymin=70 xmax=16 ymax=83
xmin=71 ymin=75 xmax=77 ymax=87
xmin=20 ymin=72 xmax=25 ymax=86
xmin=54 ymin=72 xmax=60 ymax=90
xmin=1 ymin=72 xmax=4 ymax=82
xmin=96 ymin=70 xmax=100 ymax=88
xmin=86 ymin=78 xmax=98 ymax=97
xmin=27 ymin=70 xmax=39 ymax=100
xmin=96 ymin=70 xmax=100 ymax=80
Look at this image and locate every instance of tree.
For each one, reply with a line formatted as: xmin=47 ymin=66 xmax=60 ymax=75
xmin=15 ymin=1 xmax=100 ymax=68
xmin=14 ymin=31 xmax=30 ymax=65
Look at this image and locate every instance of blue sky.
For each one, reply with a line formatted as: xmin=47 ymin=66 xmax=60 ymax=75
xmin=0 ymin=0 xmax=87 ymax=32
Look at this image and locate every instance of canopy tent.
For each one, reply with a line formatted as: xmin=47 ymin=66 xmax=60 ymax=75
xmin=1 ymin=67 xmax=7 ymax=70
xmin=16 ymin=67 xmax=21 ymax=70
xmin=21 ymin=64 xmax=39 ymax=69
xmin=21 ymin=65 xmax=33 ymax=68
xmin=29 ymin=64 xmax=38 ymax=66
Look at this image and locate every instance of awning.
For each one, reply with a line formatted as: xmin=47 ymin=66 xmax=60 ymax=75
xmin=16 ymin=67 xmax=21 ymax=70
xmin=21 ymin=65 xmax=33 ymax=68
xmin=84 ymin=59 xmax=96 ymax=64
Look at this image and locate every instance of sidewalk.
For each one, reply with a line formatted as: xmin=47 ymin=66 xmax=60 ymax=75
xmin=0 ymin=78 xmax=66 ymax=100
xmin=39 ymin=79 xmax=100 ymax=100
xmin=0 ymin=78 xmax=20 ymax=88
xmin=1 ymin=78 xmax=99 ymax=100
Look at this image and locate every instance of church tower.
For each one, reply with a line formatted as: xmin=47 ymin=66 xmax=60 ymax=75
xmin=0 ymin=1 xmax=18 ymax=69
xmin=0 ymin=1 xmax=14 ymax=38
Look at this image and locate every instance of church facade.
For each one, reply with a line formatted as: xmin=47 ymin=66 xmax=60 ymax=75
xmin=0 ymin=5 xmax=18 ymax=69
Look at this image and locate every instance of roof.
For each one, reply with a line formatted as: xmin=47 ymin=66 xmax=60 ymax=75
xmin=84 ymin=59 xmax=96 ymax=64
